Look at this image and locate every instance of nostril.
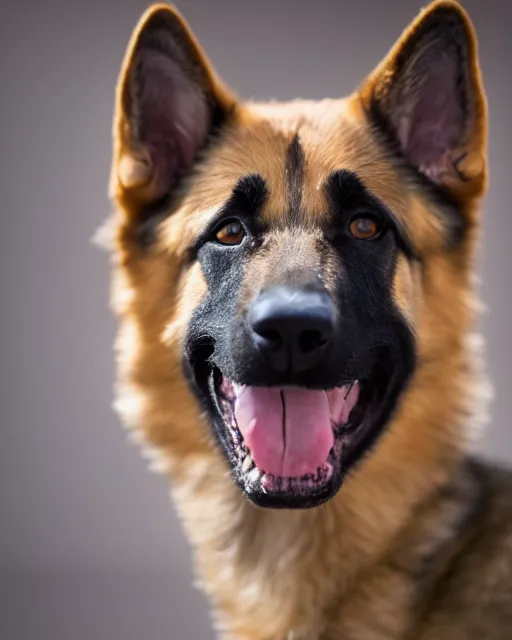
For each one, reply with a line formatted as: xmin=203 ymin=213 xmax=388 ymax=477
xmin=299 ymin=329 xmax=330 ymax=354
xmin=254 ymin=327 xmax=283 ymax=351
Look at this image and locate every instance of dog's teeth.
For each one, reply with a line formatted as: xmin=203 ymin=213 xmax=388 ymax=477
xmin=242 ymin=455 xmax=254 ymax=473
xmin=260 ymin=473 xmax=275 ymax=493
xmin=247 ymin=467 xmax=262 ymax=485
xmin=233 ymin=382 xmax=244 ymax=395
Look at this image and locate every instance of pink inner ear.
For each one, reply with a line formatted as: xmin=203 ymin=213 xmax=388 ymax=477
xmin=133 ymin=50 xmax=210 ymax=197
xmin=397 ymin=55 xmax=464 ymax=181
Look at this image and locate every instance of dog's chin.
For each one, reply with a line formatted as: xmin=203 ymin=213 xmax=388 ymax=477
xmin=187 ymin=350 xmax=404 ymax=510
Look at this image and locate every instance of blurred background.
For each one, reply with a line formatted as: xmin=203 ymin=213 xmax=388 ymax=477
xmin=1 ymin=0 xmax=511 ymax=638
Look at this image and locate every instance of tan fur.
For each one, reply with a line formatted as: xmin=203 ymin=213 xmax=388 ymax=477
xmin=104 ymin=2 xmax=512 ymax=638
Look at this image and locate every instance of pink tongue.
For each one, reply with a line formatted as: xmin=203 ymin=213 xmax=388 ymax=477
xmin=233 ymin=385 xmax=358 ymax=477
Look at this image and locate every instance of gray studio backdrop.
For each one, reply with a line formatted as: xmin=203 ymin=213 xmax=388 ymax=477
xmin=1 ymin=1 xmax=511 ymax=638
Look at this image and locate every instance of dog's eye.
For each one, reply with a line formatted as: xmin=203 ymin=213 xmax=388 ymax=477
xmin=349 ymin=216 xmax=381 ymax=240
xmin=215 ymin=221 xmax=246 ymax=246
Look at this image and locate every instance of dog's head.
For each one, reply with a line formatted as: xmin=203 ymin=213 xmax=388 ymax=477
xmin=107 ymin=1 xmax=487 ymax=510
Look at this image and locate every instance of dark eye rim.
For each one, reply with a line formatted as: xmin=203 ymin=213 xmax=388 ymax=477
xmin=347 ymin=213 xmax=386 ymax=240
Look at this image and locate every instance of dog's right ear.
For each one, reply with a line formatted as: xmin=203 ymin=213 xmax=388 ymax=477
xmin=110 ymin=4 xmax=236 ymax=220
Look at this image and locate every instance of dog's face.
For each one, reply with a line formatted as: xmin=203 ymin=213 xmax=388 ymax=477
xmin=185 ymin=162 xmax=418 ymax=508
xmin=108 ymin=2 xmax=487 ymax=509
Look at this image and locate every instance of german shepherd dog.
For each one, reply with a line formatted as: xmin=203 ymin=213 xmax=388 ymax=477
xmin=103 ymin=1 xmax=512 ymax=637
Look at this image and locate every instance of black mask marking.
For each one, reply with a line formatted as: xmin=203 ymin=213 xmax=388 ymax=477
xmin=285 ymin=134 xmax=305 ymax=223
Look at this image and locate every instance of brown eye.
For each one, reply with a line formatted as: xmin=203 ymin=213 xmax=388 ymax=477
xmin=215 ymin=221 xmax=246 ymax=245
xmin=349 ymin=216 xmax=381 ymax=240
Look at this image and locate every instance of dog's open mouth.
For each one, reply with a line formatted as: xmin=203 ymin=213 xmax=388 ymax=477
xmin=213 ymin=373 xmax=359 ymax=491
xmin=200 ymin=363 xmax=392 ymax=508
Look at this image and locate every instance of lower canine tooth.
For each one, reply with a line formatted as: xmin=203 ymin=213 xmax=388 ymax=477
xmin=242 ymin=455 xmax=254 ymax=473
xmin=247 ymin=468 xmax=262 ymax=485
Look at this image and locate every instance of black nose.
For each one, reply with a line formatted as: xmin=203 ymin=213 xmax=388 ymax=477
xmin=249 ymin=286 xmax=335 ymax=374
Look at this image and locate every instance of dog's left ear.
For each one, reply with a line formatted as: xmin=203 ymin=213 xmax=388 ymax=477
xmin=359 ymin=0 xmax=487 ymax=199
